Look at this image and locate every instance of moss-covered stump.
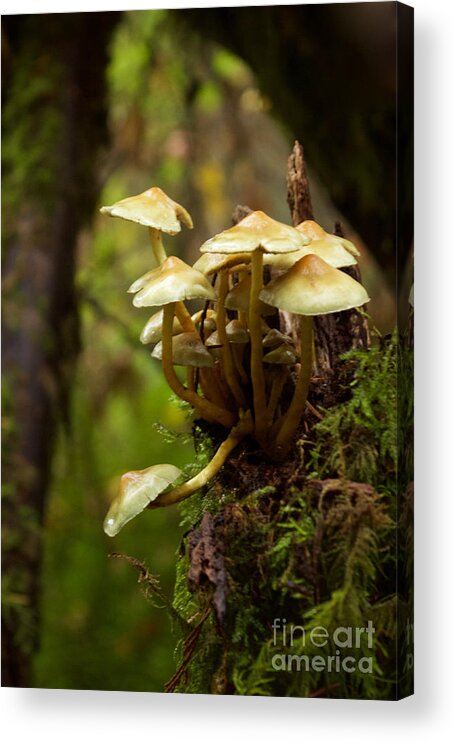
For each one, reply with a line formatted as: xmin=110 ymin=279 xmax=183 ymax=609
xmin=167 ymin=332 xmax=413 ymax=700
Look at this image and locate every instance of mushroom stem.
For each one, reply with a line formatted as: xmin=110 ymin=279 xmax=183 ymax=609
xmin=148 ymin=227 xmax=196 ymax=333
xmin=266 ymin=368 xmax=288 ymax=423
xmin=162 ymin=303 xmax=236 ymax=428
xmin=273 ymin=315 xmax=313 ymax=456
xmin=175 ymin=302 xmax=197 ymax=333
xmin=186 ymin=366 xmax=196 ymax=392
xmin=149 ymin=414 xmax=252 ymax=507
xmin=217 ymin=271 xmax=246 ymax=409
xmin=149 ymin=227 xmax=168 ymax=264
xmin=199 ymin=367 xmax=231 ymax=409
xmin=232 ymin=345 xmax=249 ymax=385
xmin=249 ymin=249 xmax=267 ymax=442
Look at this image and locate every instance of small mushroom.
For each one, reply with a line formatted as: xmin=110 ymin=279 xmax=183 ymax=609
xmin=260 ymin=253 xmax=370 ymax=455
xmin=260 ymin=253 xmax=369 ymax=316
xmin=225 ymin=275 xmax=275 ymax=316
xmin=148 ymin=411 xmax=253 ymax=508
xmin=296 ymin=220 xmax=360 ymax=258
xmin=199 ymin=210 xmax=310 ymax=255
xmin=262 ymin=328 xmax=294 ymax=348
xmin=263 ymin=344 xmax=297 ymax=365
xmin=100 ymin=186 xmax=193 ymax=265
xmin=199 ymin=210 xmax=309 ymax=443
xmin=103 ymin=463 xmax=183 ymax=537
xmin=140 ymin=310 xmax=183 ymax=345
xmin=140 ymin=308 xmax=217 ymax=346
xmin=192 ymin=252 xmax=252 ymax=276
xmin=129 ymin=255 xmax=235 ymax=428
xmin=104 ymin=188 xmax=196 ymax=333
xmin=226 ymin=319 xmax=249 ymax=384
xmin=262 ymin=344 xmax=297 ymax=423
xmin=225 ymin=319 xmax=249 ymax=344
xmin=132 ymin=256 xmax=215 ymax=308
xmin=152 ymin=332 xmax=214 ymax=368
xmin=192 ymin=309 xmax=218 ymax=337
xmin=215 ymin=270 xmax=247 ymax=408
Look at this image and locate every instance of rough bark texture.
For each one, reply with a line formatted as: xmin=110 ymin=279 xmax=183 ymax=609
xmin=1 ymin=12 xmax=119 ymax=687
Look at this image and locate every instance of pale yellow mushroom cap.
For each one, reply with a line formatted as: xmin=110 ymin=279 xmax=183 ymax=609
xmin=140 ymin=309 xmax=216 ymax=345
xmin=200 ymin=210 xmax=310 ymax=255
xmin=132 ymin=256 xmax=216 ymax=307
xmin=100 ymin=187 xmax=193 ymax=234
xmin=263 ymin=344 xmax=297 ymax=365
xmin=297 ymin=220 xmax=360 ymax=258
xmin=192 ymin=252 xmax=252 ymax=275
xmin=103 ymin=463 xmax=182 ymax=537
xmin=205 ymin=330 xmax=222 ymax=348
xmin=140 ymin=310 xmax=183 ymax=345
xmin=262 ymin=328 xmax=294 ymax=348
xmin=128 ymin=269 xmax=156 ymax=294
xmin=152 ymin=332 xmax=214 ymax=367
xmin=225 ymin=275 xmax=275 ymax=316
xmin=225 ymin=319 xmax=249 ymax=343
xmin=264 ymin=236 xmax=357 ymax=271
xmin=259 ymin=254 xmax=370 ymax=316
xmin=191 ymin=309 xmax=217 ymax=336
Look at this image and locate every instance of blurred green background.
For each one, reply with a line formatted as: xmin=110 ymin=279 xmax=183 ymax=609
xmin=2 ymin=6 xmax=406 ymax=690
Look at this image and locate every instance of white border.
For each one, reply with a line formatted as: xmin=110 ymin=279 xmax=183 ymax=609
xmin=2 ymin=1 xmax=455 ymax=740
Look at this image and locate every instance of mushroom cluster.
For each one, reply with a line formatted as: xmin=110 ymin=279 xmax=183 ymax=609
xmin=100 ymin=187 xmax=370 ymax=536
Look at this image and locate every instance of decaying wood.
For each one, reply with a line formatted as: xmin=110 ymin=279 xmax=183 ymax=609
xmin=287 ymin=140 xmax=314 ymax=225
xmin=188 ymin=511 xmax=227 ymax=624
xmin=231 ymin=204 xmax=253 ymax=224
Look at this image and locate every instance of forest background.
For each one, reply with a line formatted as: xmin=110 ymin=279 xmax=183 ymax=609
xmin=2 ymin=3 xmax=409 ymax=690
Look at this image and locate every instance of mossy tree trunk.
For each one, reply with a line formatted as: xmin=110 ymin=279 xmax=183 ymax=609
xmin=166 ymin=144 xmax=410 ymax=700
xmin=1 ymin=12 xmax=119 ymax=687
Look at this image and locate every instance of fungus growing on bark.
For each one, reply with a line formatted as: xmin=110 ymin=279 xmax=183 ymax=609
xmin=102 ymin=187 xmax=195 ymax=333
xmin=140 ymin=310 xmax=183 ymax=345
xmin=296 ymin=219 xmax=360 ymax=257
xmin=128 ymin=255 xmax=235 ymax=428
xmin=262 ymin=328 xmax=294 ymax=348
xmin=260 ymin=253 xmax=370 ymax=456
xmin=100 ymin=186 xmax=193 ymax=265
xmin=100 ymin=189 xmax=371 ymax=535
xmin=200 ymin=210 xmax=308 ymax=442
xmin=103 ymin=463 xmax=183 ymax=537
xmin=151 ymin=331 xmax=214 ymax=368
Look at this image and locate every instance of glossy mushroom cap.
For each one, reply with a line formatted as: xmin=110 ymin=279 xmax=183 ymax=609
xmin=100 ymin=187 xmax=193 ymax=234
xmin=262 ymin=328 xmax=294 ymax=348
xmin=128 ymin=269 xmax=157 ymax=294
xmin=264 ymin=235 xmax=357 ymax=271
xmin=259 ymin=254 xmax=370 ymax=316
xmin=263 ymin=344 xmax=297 ymax=365
xmin=191 ymin=309 xmax=217 ymax=336
xmin=140 ymin=308 xmax=216 ymax=345
xmin=225 ymin=319 xmax=249 ymax=344
xmin=192 ymin=252 xmax=252 ymax=275
xmin=132 ymin=256 xmax=216 ymax=307
xmin=152 ymin=332 xmax=214 ymax=367
xmin=225 ymin=275 xmax=275 ymax=316
xmin=140 ymin=310 xmax=183 ymax=345
xmin=297 ymin=220 xmax=360 ymax=258
xmin=103 ymin=463 xmax=182 ymax=537
xmin=200 ymin=210 xmax=310 ymax=255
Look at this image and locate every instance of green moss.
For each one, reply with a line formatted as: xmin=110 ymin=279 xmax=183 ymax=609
xmin=167 ymin=333 xmax=408 ymax=699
